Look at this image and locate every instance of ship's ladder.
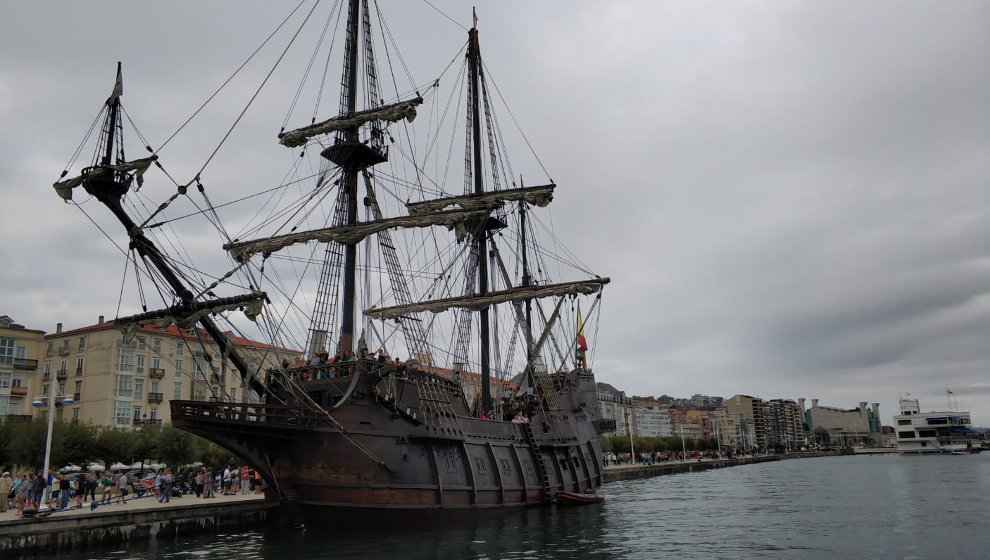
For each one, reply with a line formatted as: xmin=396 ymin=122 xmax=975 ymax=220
xmin=523 ymin=420 xmax=553 ymax=502
xmin=529 ymin=356 xmax=569 ymax=433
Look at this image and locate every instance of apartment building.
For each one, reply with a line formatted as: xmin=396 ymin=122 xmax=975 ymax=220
xmin=597 ymin=382 xmax=633 ymax=435
xmin=0 ymin=315 xmax=46 ymax=418
xmin=37 ymin=316 xmax=300 ymax=430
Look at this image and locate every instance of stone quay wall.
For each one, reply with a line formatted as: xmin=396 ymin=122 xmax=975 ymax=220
xmin=0 ymin=497 xmax=277 ymax=555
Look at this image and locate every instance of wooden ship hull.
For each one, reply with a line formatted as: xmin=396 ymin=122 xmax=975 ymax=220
xmin=171 ymin=359 xmax=606 ymax=510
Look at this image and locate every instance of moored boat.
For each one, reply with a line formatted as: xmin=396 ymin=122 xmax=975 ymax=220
xmin=53 ymin=1 xmax=611 ymax=512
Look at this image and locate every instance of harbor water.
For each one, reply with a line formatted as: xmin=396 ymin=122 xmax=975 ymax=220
xmin=19 ymin=453 xmax=989 ymax=559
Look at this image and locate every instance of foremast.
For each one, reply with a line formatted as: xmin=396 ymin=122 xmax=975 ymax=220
xmin=53 ymin=63 xmax=269 ymax=399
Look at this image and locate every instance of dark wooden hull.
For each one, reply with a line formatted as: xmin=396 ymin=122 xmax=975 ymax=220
xmin=171 ymin=361 xmax=605 ymax=510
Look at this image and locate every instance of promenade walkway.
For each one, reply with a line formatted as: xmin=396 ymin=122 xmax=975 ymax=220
xmin=0 ymin=490 xmax=265 ymax=525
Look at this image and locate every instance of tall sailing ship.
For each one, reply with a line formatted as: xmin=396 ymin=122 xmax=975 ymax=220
xmin=53 ymin=1 xmax=611 ymax=511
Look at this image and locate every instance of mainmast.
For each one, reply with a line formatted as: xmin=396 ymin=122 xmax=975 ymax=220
xmin=338 ymin=0 xmax=361 ymax=354
xmin=469 ymin=12 xmax=493 ymax=414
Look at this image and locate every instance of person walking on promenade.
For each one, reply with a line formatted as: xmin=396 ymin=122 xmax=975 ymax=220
xmin=158 ymin=468 xmax=173 ymax=503
xmin=153 ymin=469 xmax=163 ymax=498
xmin=59 ymin=474 xmax=71 ymax=509
xmin=116 ymin=471 xmax=129 ymax=504
xmin=31 ymin=470 xmax=46 ymax=510
xmin=240 ymin=466 xmax=251 ymax=495
xmin=194 ymin=468 xmax=204 ymax=497
xmin=85 ymin=472 xmax=97 ymax=503
xmin=0 ymin=472 xmax=11 ymax=511
xmin=203 ymin=468 xmax=215 ymax=498
xmin=15 ymin=473 xmax=31 ymax=515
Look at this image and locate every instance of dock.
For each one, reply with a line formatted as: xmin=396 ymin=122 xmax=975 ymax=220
xmin=0 ymin=491 xmax=277 ymax=554
xmin=602 ymin=450 xmax=842 ymax=482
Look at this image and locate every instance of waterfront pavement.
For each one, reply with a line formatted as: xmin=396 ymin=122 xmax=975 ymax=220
xmin=0 ymin=491 xmax=265 ymax=525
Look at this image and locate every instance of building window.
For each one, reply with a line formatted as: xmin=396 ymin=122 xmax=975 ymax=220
xmin=898 ymin=431 xmax=915 ymax=439
xmin=153 ymin=338 xmax=162 ymax=352
xmin=59 ymin=359 xmax=67 ymax=375
xmin=897 ymin=419 xmax=911 ymax=425
xmin=152 ymin=357 xmax=161 ymax=370
xmin=173 ymin=383 xmax=182 ymax=400
xmin=134 ymin=380 xmax=144 ymax=399
xmin=149 ymin=409 xmax=157 ymax=420
xmin=46 ymin=342 xmax=53 ymax=356
xmin=138 ymin=337 xmax=146 ymax=350
xmin=76 ymin=357 xmax=84 ymax=375
xmin=72 ymin=408 xmax=79 ymax=423
xmin=0 ymin=338 xmax=14 ymax=364
xmin=44 ymin=362 xmax=51 ymax=376
xmin=118 ymin=351 xmax=133 ymax=371
xmin=116 ymin=375 xmax=134 ymax=397
xmin=114 ymin=401 xmax=131 ymax=426
xmin=136 ymin=355 xmax=145 ymax=374
xmin=175 ymin=360 xmax=183 ymax=378
xmin=151 ymin=381 xmax=159 ymax=394
xmin=230 ymin=388 xmax=236 ymax=401
xmin=176 ymin=342 xmax=183 ymax=356
xmin=133 ymin=407 xmax=142 ymax=421
xmin=62 ymin=339 xmax=71 ymax=352
xmin=78 ymin=337 xmax=86 ymax=351
xmin=74 ymin=380 xmax=82 ymax=398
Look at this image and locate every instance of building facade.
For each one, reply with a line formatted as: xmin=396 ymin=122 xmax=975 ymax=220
xmin=35 ymin=317 xmax=300 ymax=430
xmin=597 ymin=382 xmax=633 ymax=436
xmin=802 ymin=398 xmax=882 ymax=446
xmin=0 ymin=315 xmax=46 ymax=419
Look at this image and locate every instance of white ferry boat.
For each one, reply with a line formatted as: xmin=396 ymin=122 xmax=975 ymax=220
xmin=894 ymin=398 xmax=980 ymax=454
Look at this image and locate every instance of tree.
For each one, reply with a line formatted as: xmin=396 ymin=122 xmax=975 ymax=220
xmin=94 ymin=427 xmax=135 ymax=466
xmin=54 ymin=421 xmax=98 ymax=467
xmin=156 ymin=426 xmax=195 ymax=468
xmin=7 ymin=418 xmax=49 ymax=469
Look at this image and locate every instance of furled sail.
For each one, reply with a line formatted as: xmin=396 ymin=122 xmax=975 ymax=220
xmin=53 ymin=156 xmax=159 ymax=201
xmin=278 ymin=97 xmax=424 ymax=148
xmin=113 ymin=292 xmax=267 ymax=330
xmin=405 ymin=184 xmax=555 ymax=216
xmin=365 ymin=278 xmax=609 ymax=321
xmin=224 ymin=207 xmax=492 ymax=262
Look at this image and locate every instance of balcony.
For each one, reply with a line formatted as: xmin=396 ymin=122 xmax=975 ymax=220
xmin=13 ymin=358 xmax=38 ymax=370
xmin=73 ymin=392 xmax=81 ymax=401
xmin=134 ymin=418 xmax=163 ymax=427
xmin=58 ymin=346 xmax=71 ymax=356
xmin=75 ymin=367 xmax=83 ymax=375
xmin=149 ymin=368 xmax=165 ymax=379
xmin=56 ymin=370 xmax=68 ymax=380
xmin=10 ymin=386 xmax=28 ymax=396
xmin=147 ymin=392 xmax=164 ymax=404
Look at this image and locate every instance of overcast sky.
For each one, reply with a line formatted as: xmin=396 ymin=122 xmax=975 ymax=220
xmin=1 ymin=1 xmax=987 ymax=426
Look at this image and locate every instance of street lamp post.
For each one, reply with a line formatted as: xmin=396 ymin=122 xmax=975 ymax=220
xmin=625 ymin=411 xmax=635 ymax=464
xmin=32 ymin=388 xmax=74 ymax=510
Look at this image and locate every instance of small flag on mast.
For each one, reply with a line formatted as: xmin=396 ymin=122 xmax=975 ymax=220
xmin=577 ymin=303 xmax=588 ymax=351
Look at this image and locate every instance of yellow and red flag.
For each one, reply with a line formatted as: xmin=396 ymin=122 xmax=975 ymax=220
xmin=577 ymin=302 xmax=588 ymax=351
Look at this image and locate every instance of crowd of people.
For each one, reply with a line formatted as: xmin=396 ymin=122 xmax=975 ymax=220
xmin=602 ymin=449 xmax=754 ymax=467
xmin=0 ymin=464 xmax=263 ymax=517
xmin=282 ymin=346 xmax=399 ymax=381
